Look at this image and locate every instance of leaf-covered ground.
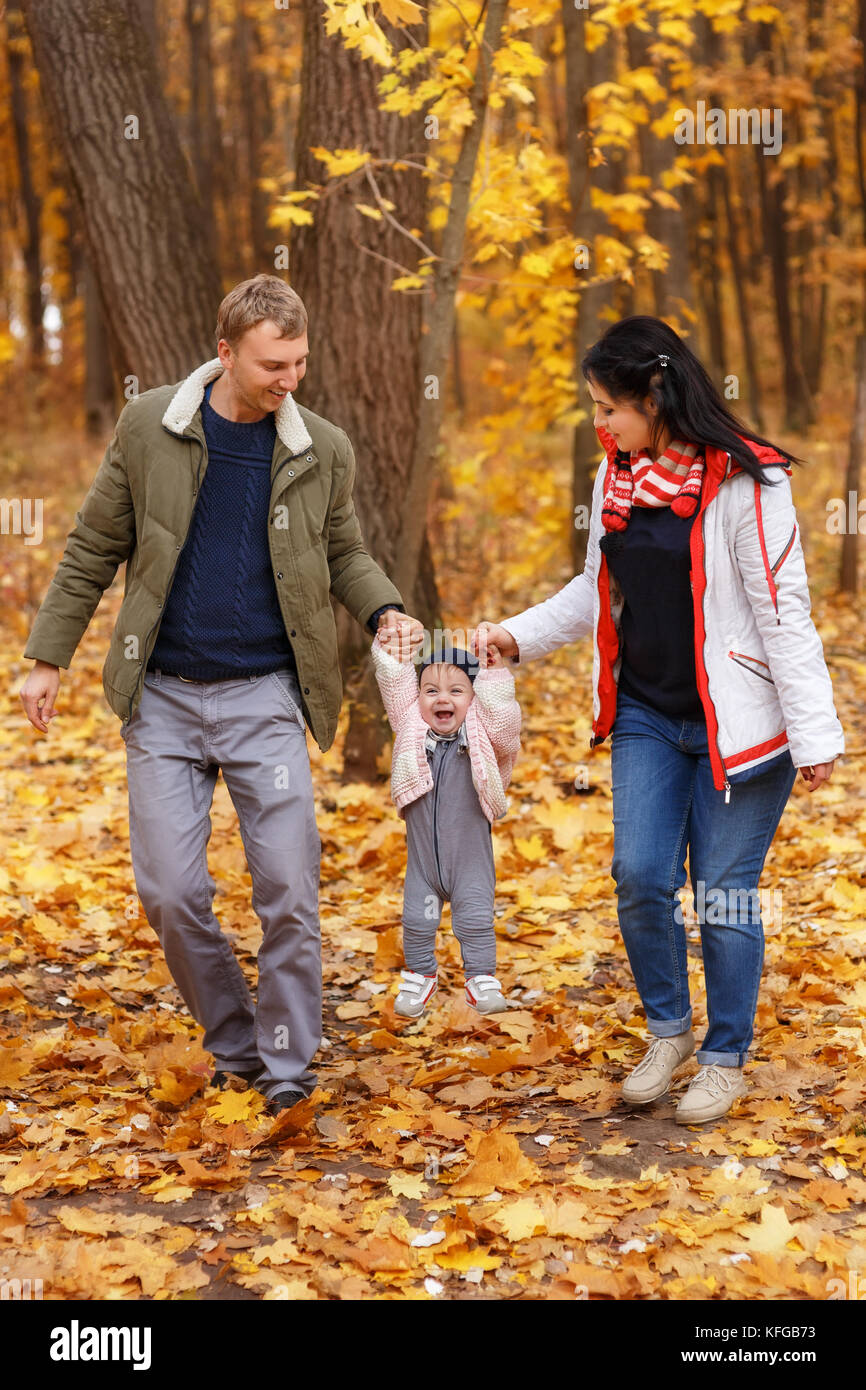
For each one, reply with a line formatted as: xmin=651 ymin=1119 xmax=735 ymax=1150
xmin=1 ymin=426 xmax=864 ymax=1300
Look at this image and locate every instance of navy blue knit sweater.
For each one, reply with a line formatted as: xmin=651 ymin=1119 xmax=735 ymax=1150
xmin=148 ymin=384 xmax=399 ymax=680
xmin=148 ymin=382 xmax=295 ymax=680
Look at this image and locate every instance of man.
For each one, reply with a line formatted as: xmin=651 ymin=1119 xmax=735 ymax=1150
xmin=20 ymin=274 xmax=423 ymax=1114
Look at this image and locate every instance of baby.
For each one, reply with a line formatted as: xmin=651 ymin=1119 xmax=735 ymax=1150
xmin=371 ymin=628 xmax=521 ymax=1017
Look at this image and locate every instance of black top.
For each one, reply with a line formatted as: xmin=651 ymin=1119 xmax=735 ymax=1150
xmin=599 ymin=504 xmax=704 ymax=721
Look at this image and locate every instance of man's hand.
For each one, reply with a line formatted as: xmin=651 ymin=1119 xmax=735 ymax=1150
xmin=799 ymin=761 xmax=834 ymax=792
xmin=471 ymin=622 xmax=518 ymax=665
xmin=20 ymin=661 xmax=61 ymax=734
xmin=377 ymin=625 xmax=413 ymax=663
xmin=377 ymin=608 xmax=424 ymax=662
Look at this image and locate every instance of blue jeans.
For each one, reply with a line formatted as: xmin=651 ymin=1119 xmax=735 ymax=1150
xmin=610 ymin=690 xmax=797 ymax=1067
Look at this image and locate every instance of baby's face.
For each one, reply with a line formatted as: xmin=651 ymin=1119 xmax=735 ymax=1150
xmin=418 ymin=664 xmax=474 ymax=736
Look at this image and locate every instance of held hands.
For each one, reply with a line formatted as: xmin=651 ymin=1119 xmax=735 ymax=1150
xmin=20 ymin=661 xmax=60 ymax=734
xmin=799 ymin=761 xmax=834 ymax=792
xmin=470 ymin=622 xmax=518 ymax=668
xmin=376 ymin=611 xmax=510 ymax=669
xmin=484 ymin=643 xmax=505 ymax=669
xmin=376 ymin=609 xmax=424 ymax=663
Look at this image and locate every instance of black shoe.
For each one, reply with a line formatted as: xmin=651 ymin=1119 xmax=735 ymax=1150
xmin=211 ymin=1067 xmax=262 ymax=1091
xmin=268 ymin=1088 xmax=307 ymax=1115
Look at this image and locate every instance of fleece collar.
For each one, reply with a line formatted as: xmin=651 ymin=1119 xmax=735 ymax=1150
xmin=161 ymin=357 xmax=313 ymax=455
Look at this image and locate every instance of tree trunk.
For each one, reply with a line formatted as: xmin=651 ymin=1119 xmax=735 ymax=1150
xmin=394 ymin=0 xmax=509 ymax=603
xmin=719 ymin=164 xmax=764 ymax=432
xmin=561 ymin=1 xmax=617 ymax=572
xmin=21 ymin=0 xmax=222 ymax=388
xmin=802 ymin=0 xmax=838 ymax=392
xmin=292 ymin=0 xmax=437 ymax=781
xmin=691 ymin=17 xmax=729 ymax=390
xmin=752 ymin=22 xmax=813 ymax=430
xmin=451 ymin=315 xmax=466 ymax=422
xmin=624 ymin=21 xmax=693 ymax=321
xmin=841 ymin=328 xmax=865 ymax=594
xmin=841 ymin=0 xmax=866 ymax=593
xmin=84 ymin=258 xmax=117 ymax=438
xmin=236 ymin=1 xmax=270 ymax=269
xmin=137 ymin=0 xmax=159 ymax=57
xmin=186 ymin=0 xmax=219 ymax=274
xmin=6 ymin=5 xmax=44 ymax=367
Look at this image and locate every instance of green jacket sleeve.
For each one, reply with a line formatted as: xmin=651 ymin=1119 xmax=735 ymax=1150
xmin=23 ymin=405 xmax=136 ymax=669
xmin=327 ymin=429 xmax=404 ymax=629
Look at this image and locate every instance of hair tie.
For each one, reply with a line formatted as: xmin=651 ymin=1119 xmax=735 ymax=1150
xmin=658 ymin=354 xmax=669 ymax=367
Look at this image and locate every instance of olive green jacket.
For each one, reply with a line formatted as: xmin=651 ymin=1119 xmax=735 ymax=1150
xmin=23 ymin=358 xmax=404 ymax=750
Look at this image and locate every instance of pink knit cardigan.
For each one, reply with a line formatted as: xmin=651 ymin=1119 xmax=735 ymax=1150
xmin=371 ymin=634 xmax=521 ymax=823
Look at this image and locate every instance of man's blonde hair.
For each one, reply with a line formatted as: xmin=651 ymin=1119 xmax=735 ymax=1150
xmin=215 ymin=274 xmax=307 ymax=349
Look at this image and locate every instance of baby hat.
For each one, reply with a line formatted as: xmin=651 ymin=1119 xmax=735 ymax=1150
xmin=418 ymin=646 xmax=480 ymax=685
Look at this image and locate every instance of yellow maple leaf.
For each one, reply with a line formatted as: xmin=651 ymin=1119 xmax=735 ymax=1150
xmin=391 ymin=274 xmax=428 ymax=291
xmin=378 ymin=0 xmax=424 ymax=22
xmin=449 ymin=1127 xmax=540 ymax=1197
xmin=521 ymin=252 xmax=554 ymax=279
xmin=207 ymin=1089 xmax=262 ymax=1124
xmin=309 ymin=147 xmax=371 ymax=177
xmin=737 ymin=1202 xmax=801 ymax=1254
xmin=491 ymin=1197 xmax=547 ymax=1242
xmin=435 ymin=1247 xmax=501 ymax=1271
xmin=150 ymin=1070 xmax=202 ymax=1105
xmin=388 ymin=1172 xmax=429 ymax=1199
xmin=513 ymin=834 xmax=547 ymax=863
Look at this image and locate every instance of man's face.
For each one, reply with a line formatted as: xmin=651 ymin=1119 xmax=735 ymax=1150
xmin=218 ymin=319 xmax=309 ymax=416
xmin=418 ymin=664 xmax=475 ymax=737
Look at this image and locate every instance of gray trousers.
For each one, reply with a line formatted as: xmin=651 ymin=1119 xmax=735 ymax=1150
xmin=121 ymin=666 xmax=321 ymax=1100
xmin=402 ymin=737 xmax=497 ymax=977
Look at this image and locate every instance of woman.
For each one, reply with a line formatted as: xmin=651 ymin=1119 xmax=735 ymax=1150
xmin=473 ymin=315 xmax=844 ymax=1124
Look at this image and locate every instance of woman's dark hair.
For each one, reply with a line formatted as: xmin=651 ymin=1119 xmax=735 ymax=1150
xmin=581 ymin=315 xmax=801 ymax=484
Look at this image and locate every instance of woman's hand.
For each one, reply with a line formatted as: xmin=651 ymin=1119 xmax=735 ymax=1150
xmin=471 ymin=622 xmax=518 ymax=665
xmin=799 ymin=761 xmax=835 ymax=792
xmin=484 ymin=643 xmax=505 ymax=669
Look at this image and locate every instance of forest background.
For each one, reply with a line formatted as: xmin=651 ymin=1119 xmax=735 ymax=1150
xmin=0 ymin=0 xmax=864 ymax=1305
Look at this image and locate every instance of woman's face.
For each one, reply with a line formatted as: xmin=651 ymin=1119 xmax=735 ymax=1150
xmin=588 ymin=377 xmax=661 ymax=455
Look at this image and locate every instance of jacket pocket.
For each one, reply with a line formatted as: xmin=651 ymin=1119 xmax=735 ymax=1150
xmin=771 ymin=524 xmax=797 ymax=576
xmin=728 ymin=650 xmax=775 ymax=685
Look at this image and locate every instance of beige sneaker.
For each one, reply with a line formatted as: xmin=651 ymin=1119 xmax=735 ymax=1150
xmin=465 ymin=974 xmax=508 ymax=1013
xmin=621 ymin=1030 xmax=696 ymax=1104
xmin=394 ymin=970 xmax=437 ymax=1018
xmin=675 ymin=1064 xmax=746 ymax=1124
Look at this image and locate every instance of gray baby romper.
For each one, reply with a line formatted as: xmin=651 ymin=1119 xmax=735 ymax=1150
xmin=401 ymin=724 xmax=497 ymax=977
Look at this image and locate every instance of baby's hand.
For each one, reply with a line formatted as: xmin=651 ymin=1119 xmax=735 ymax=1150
xmin=484 ymin=642 xmax=505 ymax=669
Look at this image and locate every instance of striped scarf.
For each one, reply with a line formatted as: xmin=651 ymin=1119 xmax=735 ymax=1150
xmin=601 ymin=440 xmax=705 ymax=532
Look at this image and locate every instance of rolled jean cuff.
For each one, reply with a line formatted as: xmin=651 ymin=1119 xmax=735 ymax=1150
xmin=646 ymin=1008 xmax=692 ymax=1038
xmin=696 ymin=1049 xmax=745 ymax=1068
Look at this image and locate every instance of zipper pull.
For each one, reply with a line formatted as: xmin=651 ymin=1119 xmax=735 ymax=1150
xmin=724 ymin=780 xmax=731 ymax=805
